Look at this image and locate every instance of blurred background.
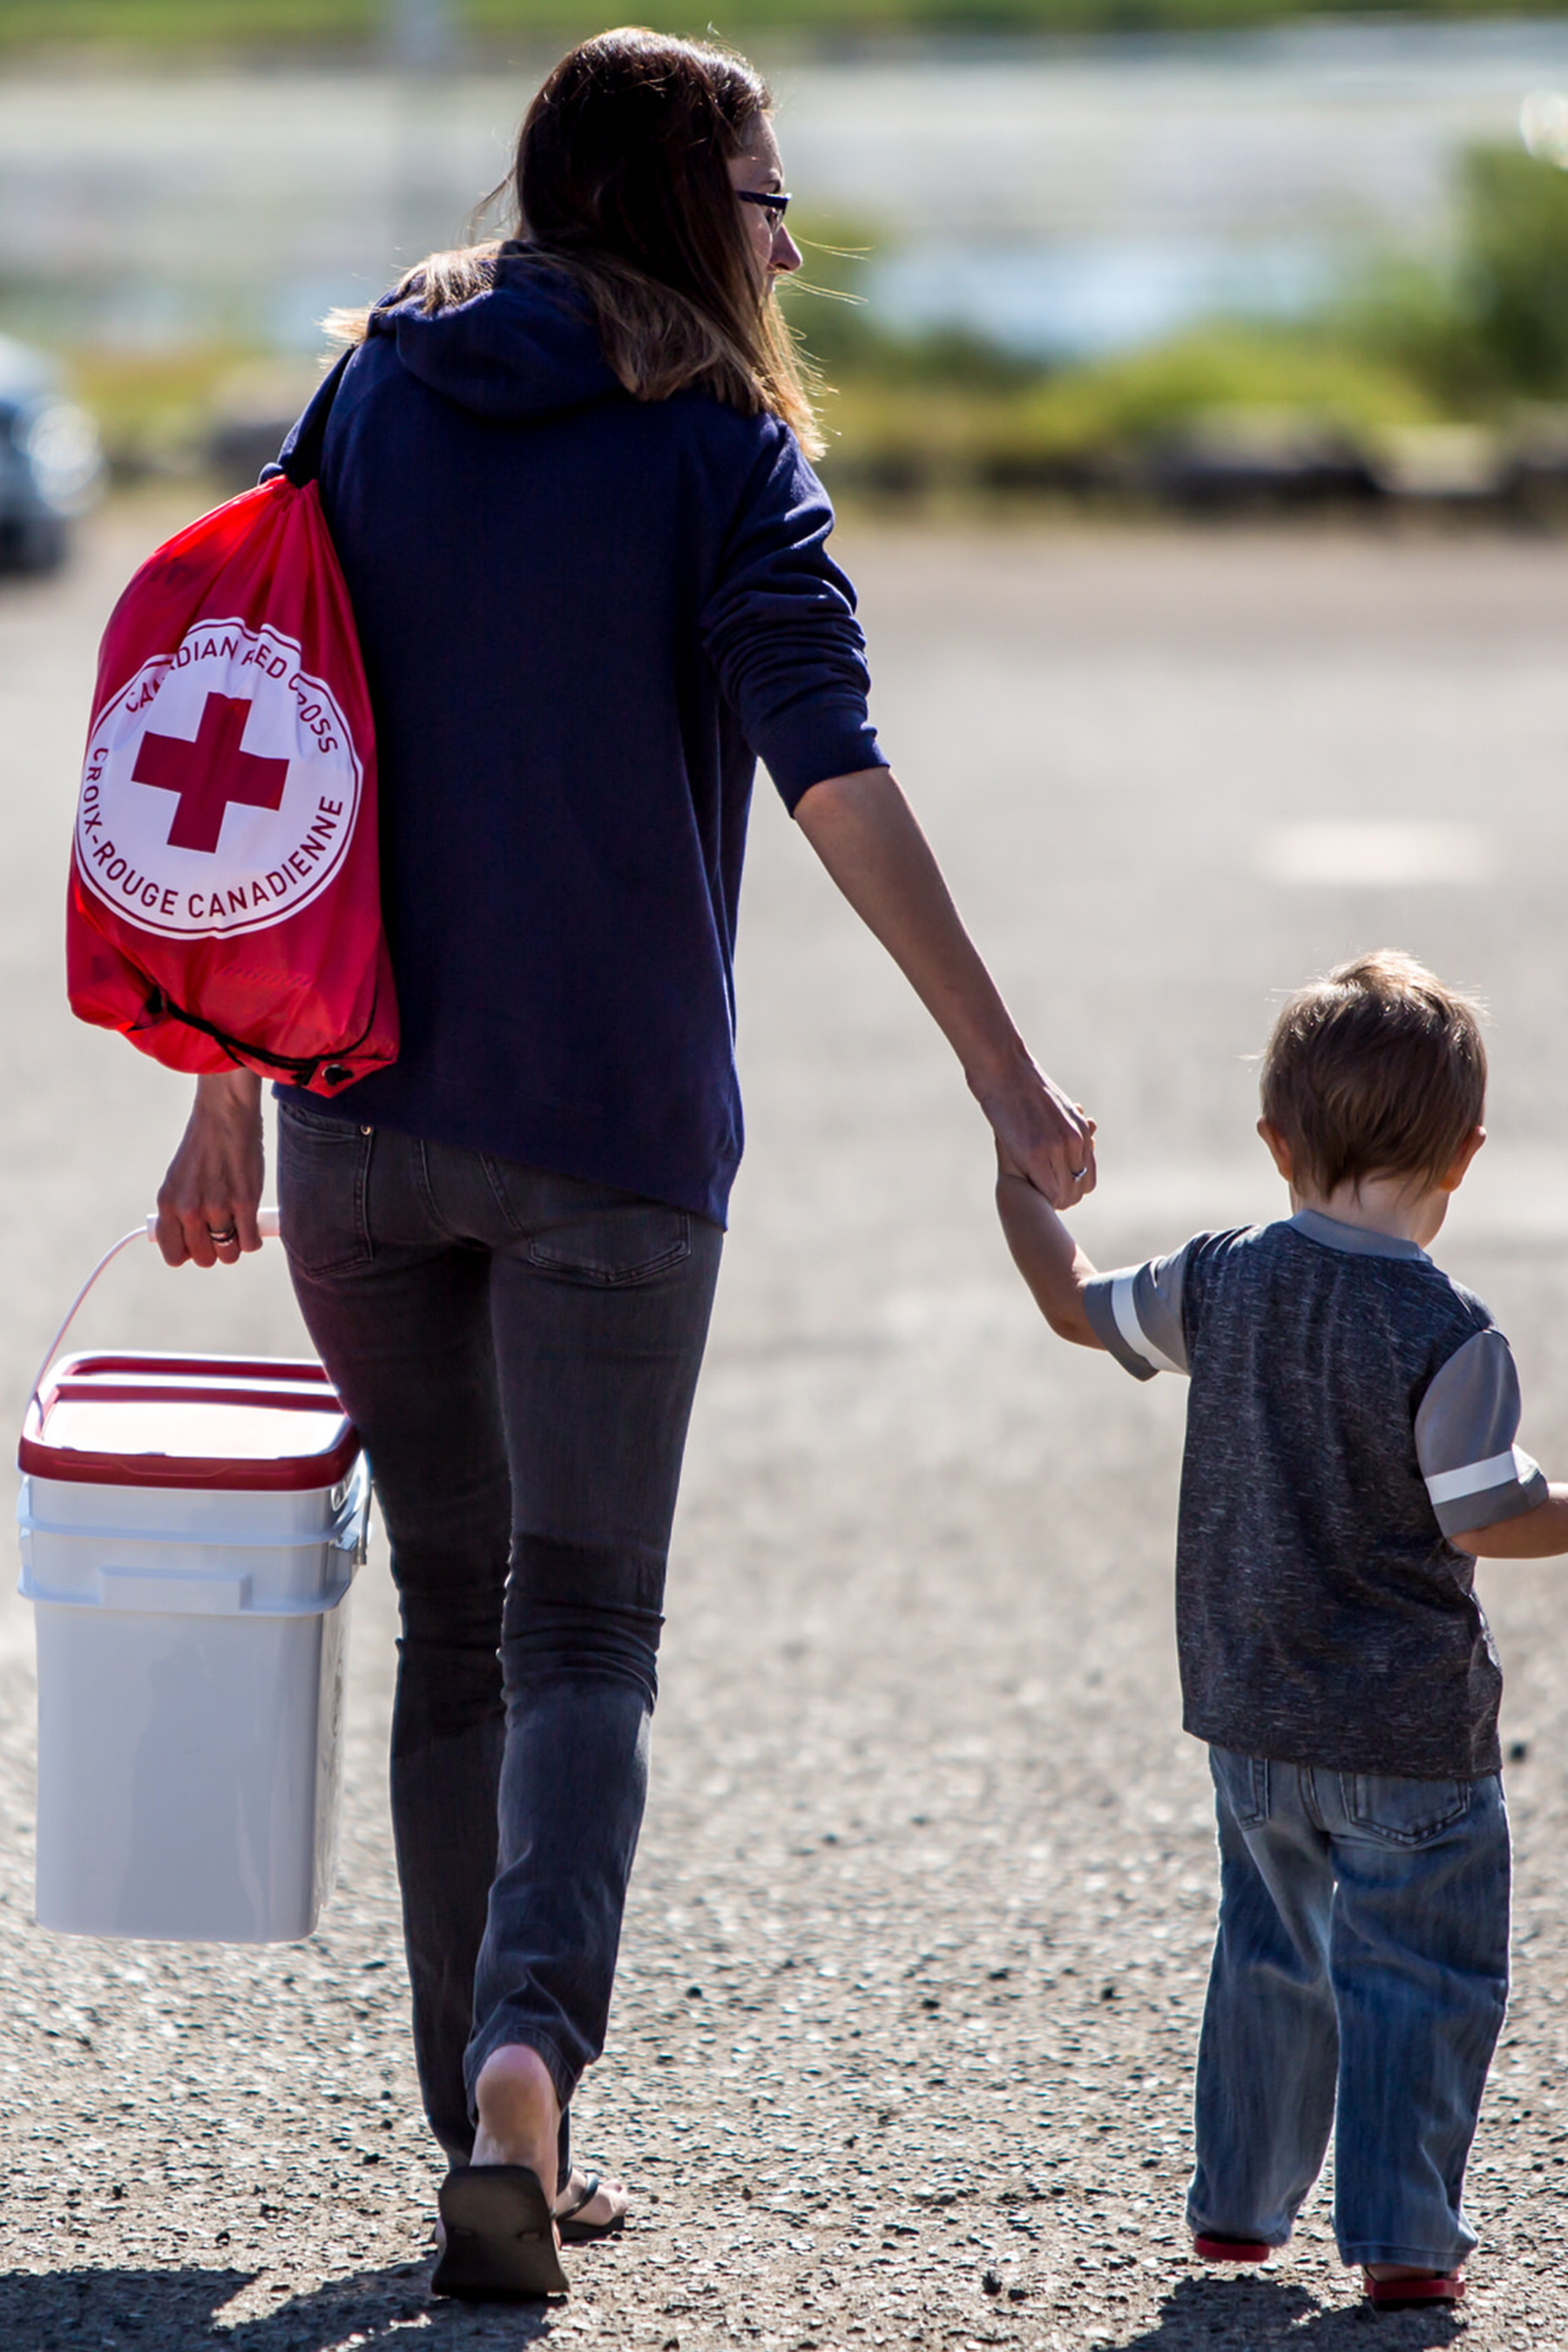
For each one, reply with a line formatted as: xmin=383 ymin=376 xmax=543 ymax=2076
xmin=12 ymin=0 xmax=1568 ymax=547
xmin=9 ymin=24 xmax=1568 ymax=2337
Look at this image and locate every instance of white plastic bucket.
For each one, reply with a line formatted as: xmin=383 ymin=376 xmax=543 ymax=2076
xmin=16 ymin=1216 xmax=368 ymax=1943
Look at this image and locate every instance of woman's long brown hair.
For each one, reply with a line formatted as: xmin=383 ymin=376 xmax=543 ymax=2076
xmin=328 ymin=28 xmax=821 ymax=455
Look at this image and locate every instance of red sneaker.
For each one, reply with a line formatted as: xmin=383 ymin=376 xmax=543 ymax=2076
xmin=1193 ymin=2234 xmax=1271 ymax=2263
xmin=1362 ymin=2268 xmax=1465 ymax=2310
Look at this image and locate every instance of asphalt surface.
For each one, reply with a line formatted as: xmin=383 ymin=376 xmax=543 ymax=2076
xmin=2 ymin=498 xmax=1567 ymax=2350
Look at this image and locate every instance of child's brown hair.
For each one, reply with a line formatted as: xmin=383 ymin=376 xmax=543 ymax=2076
xmin=1260 ymin=950 xmax=1486 ymax=1197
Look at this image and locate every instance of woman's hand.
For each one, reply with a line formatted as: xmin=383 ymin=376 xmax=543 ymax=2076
xmin=155 ymin=1071 xmax=265 ymax=1267
xmin=977 ymin=1048 xmax=1097 ymax=1206
xmin=793 ymin=766 xmax=1097 ymax=1206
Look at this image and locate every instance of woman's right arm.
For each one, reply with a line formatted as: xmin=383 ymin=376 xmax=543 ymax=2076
xmin=156 ymin=1069 xmax=266 ymax=1267
xmin=701 ymin=433 xmax=1095 ymax=1204
xmin=793 ymin=764 xmax=1095 ymax=1206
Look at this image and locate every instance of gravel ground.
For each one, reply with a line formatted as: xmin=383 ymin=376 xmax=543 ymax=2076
xmin=2 ymin=503 xmax=1567 ymax=2351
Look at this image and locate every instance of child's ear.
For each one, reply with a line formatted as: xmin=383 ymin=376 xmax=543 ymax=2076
xmin=1438 ymin=1125 xmax=1486 ymax=1194
xmin=1257 ymin=1119 xmax=1294 ymax=1182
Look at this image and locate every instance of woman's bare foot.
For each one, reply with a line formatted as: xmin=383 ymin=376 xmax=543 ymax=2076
xmin=470 ymin=2044 xmax=629 ymax=2230
xmin=558 ymin=2168 xmax=630 ymax=2231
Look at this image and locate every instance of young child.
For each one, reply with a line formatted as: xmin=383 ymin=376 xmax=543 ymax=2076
xmin=997 ymin=950 xmax=1567 ymax=2312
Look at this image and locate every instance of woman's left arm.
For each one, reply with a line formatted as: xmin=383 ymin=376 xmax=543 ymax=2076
xmin=793 ymin=764 xmax=1095 ymax=1207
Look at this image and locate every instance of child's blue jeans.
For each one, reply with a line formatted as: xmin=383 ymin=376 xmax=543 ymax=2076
xmin=1187 ymin=1746 xmax=1509 ymax=2269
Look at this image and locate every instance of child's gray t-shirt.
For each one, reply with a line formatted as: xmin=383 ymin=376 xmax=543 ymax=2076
xmin=1082 ymin=1206 xmax=1543 ymax=1779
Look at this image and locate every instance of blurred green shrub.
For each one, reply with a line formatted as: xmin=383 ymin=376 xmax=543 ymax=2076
xmin=1340 ymin=144 xmax=1568 ymax=409
xmin=1000 ymin=326 xmax=1434 ymax=448
xmin=1462 ymin=144 xmax=1568 ymax=395
xmin=784 ymin=228 xmax=1437 ymax=497
xmin=810 ymin=328 xmax=1435 ymax=497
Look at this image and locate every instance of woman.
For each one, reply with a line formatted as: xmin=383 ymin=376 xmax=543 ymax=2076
xmin=157 ymin=28 xmax=1094 ymax=2299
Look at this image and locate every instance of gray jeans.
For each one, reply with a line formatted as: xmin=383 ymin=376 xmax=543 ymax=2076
xmin=276 ymin=1095 xmax=723 ymax=2163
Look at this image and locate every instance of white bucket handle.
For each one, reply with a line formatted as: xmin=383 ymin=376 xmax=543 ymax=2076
xmin=28 ymin=1206 xmax=282 ymax=1419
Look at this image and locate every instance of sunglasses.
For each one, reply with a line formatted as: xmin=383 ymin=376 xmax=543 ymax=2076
xmin=735 ymin=189 xmax=792 ymax=233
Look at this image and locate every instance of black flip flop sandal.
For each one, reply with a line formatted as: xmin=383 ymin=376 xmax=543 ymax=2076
xmin=431 ymin=2164 xmax=569 ymax=2301
xmin=558 ymin=2170 xmax=626 ymax=2244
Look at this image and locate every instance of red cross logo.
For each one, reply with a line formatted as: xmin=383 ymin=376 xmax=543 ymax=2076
xmin=132 ymin=691 xmax=290 ymax=855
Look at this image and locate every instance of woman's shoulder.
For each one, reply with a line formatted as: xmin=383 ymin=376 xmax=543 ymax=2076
xmin=659 ymin=382 xmax=791 ymax=449
xmin=661 ymin=390 xmax=824 ymax=514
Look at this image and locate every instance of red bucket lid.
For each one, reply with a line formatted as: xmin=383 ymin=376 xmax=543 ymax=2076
xmin=19 ymin=1351 xmax=361 ymax=1491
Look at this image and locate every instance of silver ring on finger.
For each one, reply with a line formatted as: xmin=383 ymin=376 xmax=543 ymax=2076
xmin=206 ymin=1225 xmax=239 ymax=1246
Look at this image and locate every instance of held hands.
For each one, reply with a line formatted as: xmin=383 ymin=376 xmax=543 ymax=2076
xmin=994 ymin=1146 xmax=1105 ymax=1349
xmin=974 ymin=1045 xmax=1097 ymax=1209
xmin=155 ymin=1071 xmax=266 ymax=1267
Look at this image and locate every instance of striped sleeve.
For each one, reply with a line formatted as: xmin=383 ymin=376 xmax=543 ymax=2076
xmin=1414 ymin=1327 xmax=1548 ymax=1537
xmin=1082 ymin=1247 xmax=1193 ymax=1382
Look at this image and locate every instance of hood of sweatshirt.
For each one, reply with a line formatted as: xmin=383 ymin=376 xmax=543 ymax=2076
xmin=368 ymin=247 xmax=621 ymax=423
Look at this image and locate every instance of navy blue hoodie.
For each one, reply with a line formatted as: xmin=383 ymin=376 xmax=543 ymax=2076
xmin=283 ymin=253 xmax=884 ymax=1226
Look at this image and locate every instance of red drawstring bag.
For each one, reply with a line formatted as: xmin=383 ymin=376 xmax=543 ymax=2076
xmin=66 ymin=356 xmax=398 ymax=1094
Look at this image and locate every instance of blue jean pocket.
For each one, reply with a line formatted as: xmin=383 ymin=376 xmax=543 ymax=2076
xmin=276 ymin=1094 xmax=374 ymax=1277
xmin=1342 ymin=1772 xmax=1471 ymax=1846
xmin=1210 ymin=1747 xmax=1270 ymax=1828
